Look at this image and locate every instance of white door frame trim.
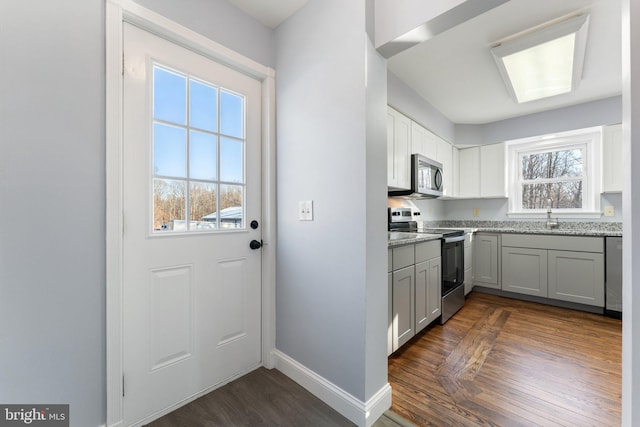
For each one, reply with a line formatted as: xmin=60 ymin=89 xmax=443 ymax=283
xmin=105 ymin=1 xmax=277 ymax=425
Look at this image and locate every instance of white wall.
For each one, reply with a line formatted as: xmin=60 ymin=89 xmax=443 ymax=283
xmin=275 ymin=0 xmax=388 ymax=406
xmin=442 ymin=194 xmax=623 ymax=222
xmin=0 ymin=2 xmax=105 ymax=426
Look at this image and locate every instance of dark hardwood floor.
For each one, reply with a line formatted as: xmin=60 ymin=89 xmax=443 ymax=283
xmin=145 ymin=367 xmax=412 ymax=427
xmin=145 ymin=292 xmax=620 ymax=427
xmin=388 ymin=292 xmax=622 ymax=427
xmin=145 ymin=368 xmax=356 ymax=427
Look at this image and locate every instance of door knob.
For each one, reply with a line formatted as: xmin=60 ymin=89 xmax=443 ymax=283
xmin=249 ymin=240 xmax=263 ymax=250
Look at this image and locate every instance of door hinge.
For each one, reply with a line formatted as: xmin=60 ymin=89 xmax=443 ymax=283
xmin=122 ymin=375 xmax=125 ymax=397
xmin=122 ymin=53 xmax=125 ymax=76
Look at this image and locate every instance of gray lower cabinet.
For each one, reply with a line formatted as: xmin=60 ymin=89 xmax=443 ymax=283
xmin=389 ymin=240 xmax=441 ymax=354
xmin=388 ymin=272 xmax=393 ymax=356
xmin=500 ymin=234 xmax=605 ymax=308
xmin=473 ymin=233 xmax=500 ymax=289
xmin=464 ymin=232 xmax=474 ymax=295
xmin=388 ymin=250 xmax=393 ymax=356
xmin=502 ymin=247 xmax=548 ymax=297
xmin=548 ymin=250 xmax=604 ymax=306
xmin=415 ymin=257 xmax=442 ymax=333
xmin=392 ymin=265 xmax=415 ymax=350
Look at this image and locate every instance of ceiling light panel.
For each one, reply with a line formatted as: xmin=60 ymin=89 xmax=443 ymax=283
xmin=491 ymin=14 xmax=590 ymax=104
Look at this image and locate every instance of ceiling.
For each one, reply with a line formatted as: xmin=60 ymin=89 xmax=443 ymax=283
xmin=227 ymin=0 xmax=622 ymax=125
xmin=225 ymin=0 xmax=310 ymax=28
xmin=389 ymin=0 xmax=621 ymax=125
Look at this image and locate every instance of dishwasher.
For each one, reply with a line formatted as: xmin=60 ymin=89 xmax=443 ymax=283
xmin=605 ymin=236 xmax=622 ymax=318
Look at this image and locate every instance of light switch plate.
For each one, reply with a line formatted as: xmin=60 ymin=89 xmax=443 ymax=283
xmin=299 ymin=200 xmax=313 ymax=221
xmin=604 ymin=206 xmax=615 ymax=217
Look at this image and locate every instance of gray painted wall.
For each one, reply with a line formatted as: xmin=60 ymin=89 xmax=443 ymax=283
xmin=275 ymin=0 xmax=387 ymax=402
xmin=0 ymin=2 xmax=106 ymax=426
xmin=455 ymin=96 xmax=622 ymax=146
xmin=387 ymin=71 xmax=456 ymax=143
xmin=622 ymin=0 xmax=640 ymax=424
xmin=364 ymin=29 xmax=390 ymax=399
xmin=134 ymin=0 xmax=275 ymax=68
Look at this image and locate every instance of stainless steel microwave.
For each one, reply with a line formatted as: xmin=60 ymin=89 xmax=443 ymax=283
xmin=388 ymin=154 xmax=443 ymax=198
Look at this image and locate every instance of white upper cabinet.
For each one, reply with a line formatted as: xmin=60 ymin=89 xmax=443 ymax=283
xmin=456 ymin=143 xmax=506 ymax=198
xmin=602 ymin=123 xmax=623 ymax=193
xmin=452 ymin=146 xmax=459 ymax=197
xmin=387 ymin=107 xmax=411 ymax=190
xmin=457 ymin=147 xmax=480 ymax=197
xmin=411 ymin=121 xmax=436 ymax=160
xmin=437 ymin=137 xmax=453 ymax=197
xmin=414 ymin=125 xmax=453 ymax=196
xmin=387 ymin=106 xmax=454 ymax=196
xmin=480 ymin=143 xmax=507 ymax=197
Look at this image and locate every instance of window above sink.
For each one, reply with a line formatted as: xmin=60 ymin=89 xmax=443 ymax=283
xmin=506 ymin=127 xmax=602 ymax=219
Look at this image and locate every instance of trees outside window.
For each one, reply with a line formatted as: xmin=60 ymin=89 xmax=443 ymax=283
xmin=520 ymin=148 xmax=584 ymax=209
xmin=506 ymin=128 xmax=602 ymax=217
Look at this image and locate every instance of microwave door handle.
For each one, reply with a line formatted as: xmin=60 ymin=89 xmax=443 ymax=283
xmin=435 ymin=168 xmax=443 ymax=191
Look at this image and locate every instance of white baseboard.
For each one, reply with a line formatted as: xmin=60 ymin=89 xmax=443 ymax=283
xmin=271 ymin=349 xmax=392 ymax=427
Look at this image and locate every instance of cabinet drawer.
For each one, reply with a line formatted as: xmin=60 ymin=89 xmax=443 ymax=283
xmin=501 ymin=234 xmax=603 ymax=253
xmin=415 ymin=240 xmax=440 ymax=264
xmin=393 ymin=245 xmax=415 ymax=270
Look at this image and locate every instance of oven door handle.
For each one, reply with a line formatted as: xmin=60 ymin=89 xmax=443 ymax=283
xmin=444 ymin=235 xmax=465 ymax=244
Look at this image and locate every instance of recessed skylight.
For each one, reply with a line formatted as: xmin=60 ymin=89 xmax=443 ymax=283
xmin=491 ymin=14 xmax=590 ymax=104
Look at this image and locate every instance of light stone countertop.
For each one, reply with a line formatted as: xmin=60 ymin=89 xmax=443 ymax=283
xmin=388 ymin=221 xmax=623 ymax=247
xmin=469 ymin=227 xmax=622 ymax=237
xmin=423 ymin=220 xmax=622 ymax=237
xmin=387 ymin=232 xmax=442 ymax=248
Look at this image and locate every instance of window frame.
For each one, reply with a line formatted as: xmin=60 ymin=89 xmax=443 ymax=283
xmin=506 ymin=126 xmax=603 ymax=218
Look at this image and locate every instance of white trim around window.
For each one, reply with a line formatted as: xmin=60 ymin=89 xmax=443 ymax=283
xmin=506 ymin=126 xmax=603 ymax=219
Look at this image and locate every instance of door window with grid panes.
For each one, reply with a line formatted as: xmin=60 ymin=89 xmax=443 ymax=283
xmin=152 ymin=65 xmax=245 ymax=232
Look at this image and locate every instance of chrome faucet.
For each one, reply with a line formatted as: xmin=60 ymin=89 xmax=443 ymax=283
xmin=546 ymin=198 xmax=559 ymax=229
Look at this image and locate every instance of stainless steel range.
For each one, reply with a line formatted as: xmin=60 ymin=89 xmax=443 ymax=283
xmin=388 ymin=207 xmax=465 ymax=324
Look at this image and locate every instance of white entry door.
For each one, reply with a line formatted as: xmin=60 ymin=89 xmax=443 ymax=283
xmin=122 ymin=23 xmax=262 ymax=426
